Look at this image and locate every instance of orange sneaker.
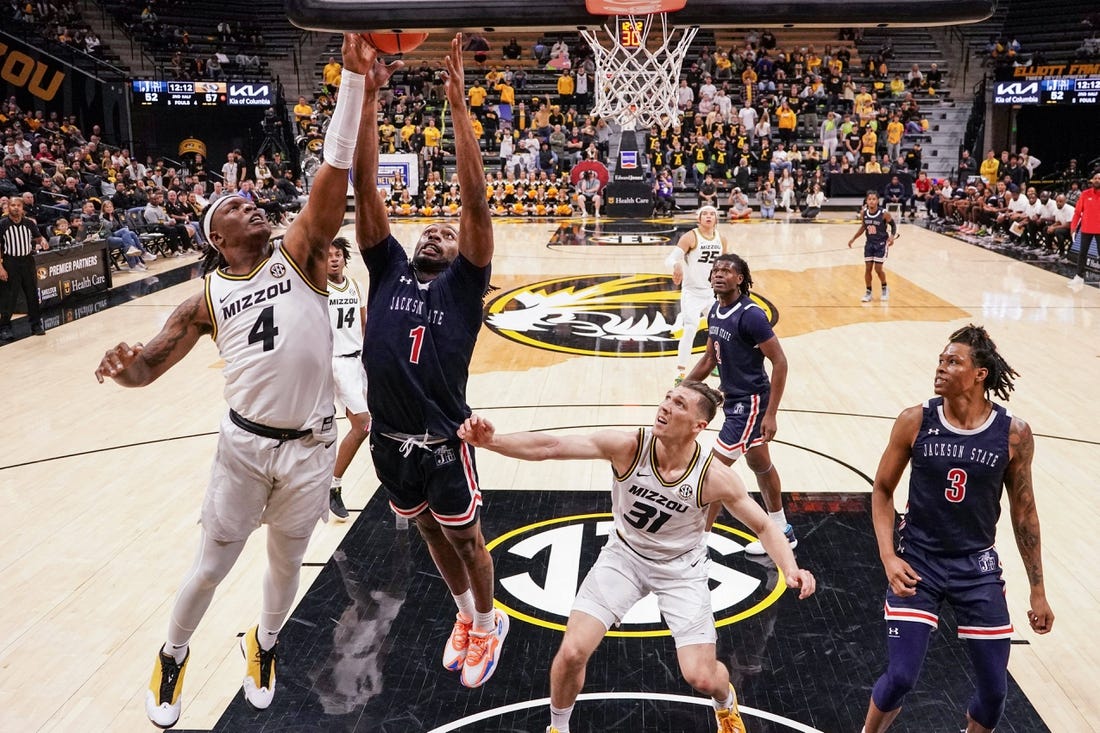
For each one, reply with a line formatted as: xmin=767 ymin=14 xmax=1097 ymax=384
xmin=442 ymin=613 xmax=472 ymax=671
xmin=460 ymin=610 xmax=510 ymax=687
xmin=715 ymin=684 xmax=747 ymax=733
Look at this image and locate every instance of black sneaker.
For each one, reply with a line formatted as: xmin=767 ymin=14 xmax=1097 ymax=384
xmin=330 ymin=485 xmax=349 ymax=521
xmin=32 ymin=325 xmax=45 ymax=336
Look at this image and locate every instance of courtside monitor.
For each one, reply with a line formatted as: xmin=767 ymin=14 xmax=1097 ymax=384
xmin=286 ymin=0 xmax=995 ymax=32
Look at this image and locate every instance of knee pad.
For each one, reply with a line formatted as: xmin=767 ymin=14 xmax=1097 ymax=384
xmin=966 ymin=638 xmax=1010 ymax=729
xmin=871 ymin=621 xmax=932 ymax=712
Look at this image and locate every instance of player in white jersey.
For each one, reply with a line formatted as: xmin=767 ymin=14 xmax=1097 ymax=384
xmin=95 ymin=34 xmax=376 ymax=730
xmin=326 ymin=236 xmax=371 ymax=521
xmin=459 ymin=382 xmax=815 ymax=733
xmin=667 ymin=206 xmax=727 ymax=383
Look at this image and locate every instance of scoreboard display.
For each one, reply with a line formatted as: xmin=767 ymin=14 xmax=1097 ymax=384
xmin=993 ymin=77 xmax=1100 ymax=105
xmin=131 ymin=80 xmax=275 ymax=107
xmin=1041 ymin=77 xmax=1100 ymax=105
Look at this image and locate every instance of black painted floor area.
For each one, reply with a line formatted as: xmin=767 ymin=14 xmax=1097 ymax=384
xmin=181 ymin=491 xmax=1049 ymax=733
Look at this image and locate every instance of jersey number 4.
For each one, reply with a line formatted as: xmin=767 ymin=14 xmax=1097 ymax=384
xmin=248 ymin=306 xmax=279 ymax=352
xmin=945 ymin=467 xmax=967 ymax=503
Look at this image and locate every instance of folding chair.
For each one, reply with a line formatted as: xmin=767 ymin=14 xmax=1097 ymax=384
xmin=125 ymin=207 xmax=169 ymax=256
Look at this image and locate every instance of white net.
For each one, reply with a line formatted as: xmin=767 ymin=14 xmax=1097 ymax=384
xmin=581 ymin=14 xmax=698 ymax=130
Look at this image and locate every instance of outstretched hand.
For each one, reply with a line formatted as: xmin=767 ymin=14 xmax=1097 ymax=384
xmin=95 ymin=342 xmax=144 ymax=383
xmin=457 ymin=413 xmax=495 ymax=446
xmin=341 ymin=34 xmax=403 ymax=91
xmin=442 ymin=34 xmax=467 ymax=110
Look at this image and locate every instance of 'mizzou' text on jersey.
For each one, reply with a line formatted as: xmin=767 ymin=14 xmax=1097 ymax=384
xmin=221 ymin=280 xmax=292 ymax=320
xmin=389 ymin=294 xmax=445 ymax=325
xmin=627 ymin=484 xmax=691 ymax=514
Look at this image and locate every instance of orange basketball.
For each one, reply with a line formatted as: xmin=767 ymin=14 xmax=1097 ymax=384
xmin=363 ymin=32 xmax=429 ymax=56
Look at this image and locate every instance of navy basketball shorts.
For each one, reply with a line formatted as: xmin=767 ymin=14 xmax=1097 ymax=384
xmin=883 ymin=541 xmax=1014 ymax=640
xmin=864 ymin=240 xmax=889 ymax=263
xmin=371 ymin=433 xmax=483 ymax=529
xmin=714 ymin=393 xmax=768 ymax=461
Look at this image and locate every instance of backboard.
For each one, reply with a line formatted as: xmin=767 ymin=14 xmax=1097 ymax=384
xmin=286 ymin=0 xmax=995 ymax=33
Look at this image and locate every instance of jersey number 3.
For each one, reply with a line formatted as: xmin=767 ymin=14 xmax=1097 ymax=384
xmin=945 ymin=467 xmax=967 ymax=503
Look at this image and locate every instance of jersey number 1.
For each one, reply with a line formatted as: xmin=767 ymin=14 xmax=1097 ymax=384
xmin=408 ymin=325 xmax=425 ymax=364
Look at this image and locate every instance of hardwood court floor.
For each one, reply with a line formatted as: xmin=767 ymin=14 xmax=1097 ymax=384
xmin=0 ymin=217 xmax=1096 ymax=732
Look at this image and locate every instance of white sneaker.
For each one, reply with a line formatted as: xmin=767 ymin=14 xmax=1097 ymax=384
xmin=142 ymin=252 xmax=157 ymax=261
xmin=1067 ymin=275 xmax=1085 ymax=288
xmin=125 ymin=245 xmax=142 ymax=256
xmin=861 ymin=291 xmax=873 ymax=303
xmin=132 ymin=262 xmax=148 ymax=271
xmin=744 ymin=524 xmax=798 ymax=556
xmin=881 ymin=286 xmax=890 ymax=301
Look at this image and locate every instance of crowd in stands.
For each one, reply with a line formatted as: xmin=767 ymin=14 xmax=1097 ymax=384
xmin=104 ymin=0 xmax=266 ymax=79
xmin=921 ymin=146 xmax=1093 ymax=263
xmin=7 ymin=0 xmax=106 ymax=60
xmin=294 ymin=28 xmax=955 ymax=219
xmin=1 ymin=96 xmax=307 ymax=272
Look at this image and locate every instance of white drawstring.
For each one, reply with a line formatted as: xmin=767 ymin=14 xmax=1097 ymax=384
xmin=398 ymin=431 xmax=434 ymax=458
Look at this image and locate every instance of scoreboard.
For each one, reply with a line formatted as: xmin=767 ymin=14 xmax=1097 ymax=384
xmin=993 ymin=77 xmax=1100 ymax=105
xmin=131 ymin=80 xmax=275 ymax=107
xmin=1041 ymin=77 xmax=1100 ymax=105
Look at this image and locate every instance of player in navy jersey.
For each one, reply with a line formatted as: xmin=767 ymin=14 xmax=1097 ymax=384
xmin=352 ymin=35 xmax=507 ymax=690
xmin=684 ymin=253 xmax=798 ymax=556
xmin=847 ymin=190 xmax=896 ymax=302
xmin=862 ymin=324 xmax=1054 ymax=733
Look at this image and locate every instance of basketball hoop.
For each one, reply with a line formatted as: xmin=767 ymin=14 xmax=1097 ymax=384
xmin=581 ymin=0 xmax=698 ymax=130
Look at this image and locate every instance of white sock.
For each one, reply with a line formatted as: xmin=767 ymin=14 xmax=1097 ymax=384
xmin=164 ymin=642 xmax=188 ymax=664
xmin=452 ymin=589 xmax=476 ymax=621
xmin=713 ymin=687 xmax=735 ymax=710
xmin=331 ymin=475 xmax=342 ymax=488
xmin=258 ymin=626 xmax=279 ymax=651
xmin=473 ymin=609 xmax=496 ymax=633
xmin=550 ymin=704 xmax=574 ymax=732
xmin=768 ymin=509 xmax=787 ymax=528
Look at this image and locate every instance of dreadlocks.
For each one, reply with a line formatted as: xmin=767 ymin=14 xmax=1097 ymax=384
xmin=948 ymin=323 xmax=1019 ymax=401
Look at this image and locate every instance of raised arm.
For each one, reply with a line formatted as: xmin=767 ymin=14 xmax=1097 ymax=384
xmin=458 ymin=414 xmax=638 ymax=472
xmin=871 ymin=406 xmax=922 ymax=597
xmin=284 ymin=34 xmax=379 ymax=285
xmin=94 ymin=292 xmax=212 ymax=387
xmin=443 ymin=35 xmax=494 ymax=267
xmin=353 ymin=46 xmax=403 ymax=251
xmin=1004 ymin=416 xmax=1054 ymax=634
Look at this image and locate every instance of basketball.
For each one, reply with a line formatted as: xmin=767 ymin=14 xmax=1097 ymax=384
xmin=362 ymin=32 xmax=429 ymax=56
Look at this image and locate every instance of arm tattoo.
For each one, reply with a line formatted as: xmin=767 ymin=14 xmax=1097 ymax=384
xmin=143 ymin=296 xmax=211 ymax=369
xmin=1007 ymin=418 xmax=1044 ymax=588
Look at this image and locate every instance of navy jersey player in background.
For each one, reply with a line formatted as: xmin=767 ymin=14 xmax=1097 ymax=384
xmin=862 ymin=324 xmax=1054 ymax=733
xmin=847 ymin=190 xmax=896 ymax=303
xmin=684 ymin=253 xmax=798 ymax=556
xmin=352 ymin=35 xmax=508 ymax=690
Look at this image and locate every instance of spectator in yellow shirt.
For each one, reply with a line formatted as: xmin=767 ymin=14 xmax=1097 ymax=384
xmin=293 ymin=96 xmax=313 ymax=132
xmin=979 ymin=149 xmax=1000 ymax=183
xmin=776 ymin=102 xmax=797 ymax=146
xmin=885 ymin=114 xmax=904 ymax=162
xmin=557 ymin=71 xmax=575 ymax=108
xmin=468 ymin=82 xmax=488 ymax=117
xmin=322 ymin=57 xmax=342 ymax=93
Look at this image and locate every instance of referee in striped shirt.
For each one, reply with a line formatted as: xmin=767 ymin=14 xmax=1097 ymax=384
xmin=0 ymin=197 xmax=48 ymax=340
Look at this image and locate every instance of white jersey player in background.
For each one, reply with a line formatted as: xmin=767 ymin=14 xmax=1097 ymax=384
xmin=94 ymin=33 xmax=377 ymax=729
xmin=327 ymin=236 xmax=371 ymax=520
xmin=668 ymin=206 xmax=728 ymax=383
xmin=459 ymin=381 xmax=816 ymax=733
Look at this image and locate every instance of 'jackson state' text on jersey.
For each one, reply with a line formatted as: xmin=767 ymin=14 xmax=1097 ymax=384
xmin=900 ymin=396 xmax=1012 ymax=556
xmin=328 ymin=277 xmax=364 ymax=356
xmin=681 ymin=227 xmax=723 ymax=294
xmin=204 ymin=245 xmax=335 ymax=432
xmin=362 ymin=235 xmax=490 ymax=437
xmin=611 ymin=427 xmax=713 ymax=561
xmin=707 ymin=294 xmax=775 ymax=399
xmin=863 ymin=206 xmax=888 ymax=247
